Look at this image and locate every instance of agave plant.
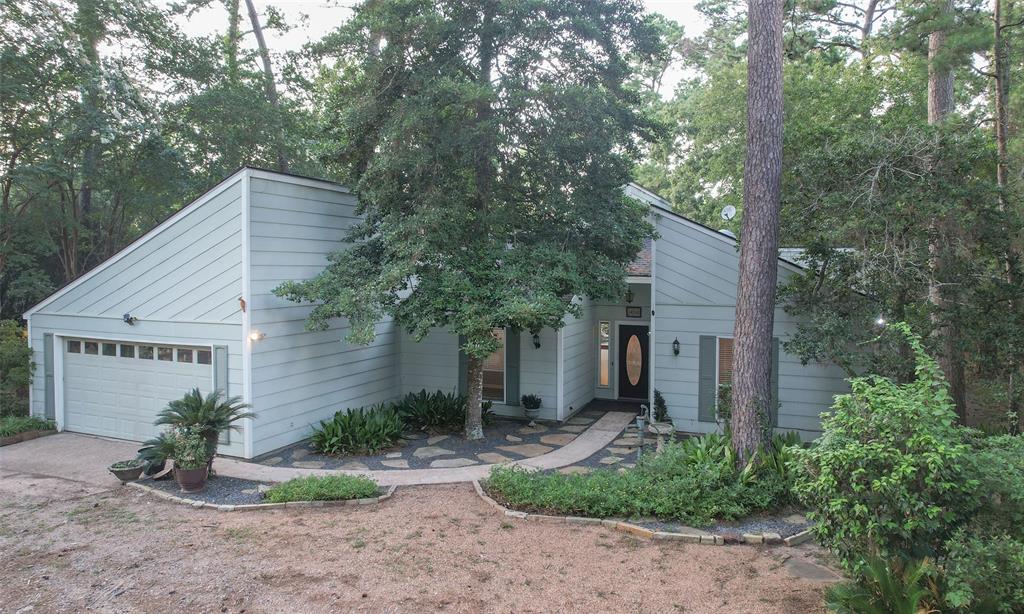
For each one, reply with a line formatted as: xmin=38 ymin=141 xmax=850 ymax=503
xmin=155 ymin=388 xmax=253 ymax=462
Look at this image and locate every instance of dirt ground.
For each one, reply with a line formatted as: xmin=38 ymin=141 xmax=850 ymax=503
xmin=0 ymin=472 xmax=839 ymax=613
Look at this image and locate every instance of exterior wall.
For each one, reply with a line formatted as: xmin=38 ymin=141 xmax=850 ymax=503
xmin=561 ymin=298 xmax=595 ymax=417
xmin=247 ymin=174 xmax=398 ymax=457
xmin=398 ymin=326 xmax=559 ymax=421
xmin=650 ymin=207 xmax=849 ymax=439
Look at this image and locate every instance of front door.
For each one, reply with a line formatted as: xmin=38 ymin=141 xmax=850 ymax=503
xmin=618 ymin=325 xmax=649 ymax=400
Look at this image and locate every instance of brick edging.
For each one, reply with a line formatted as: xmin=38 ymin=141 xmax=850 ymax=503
xmin=127 ymin=481 xmax=397 ymax=512
xmin=471 ymin=480 xmax=813 ymax=547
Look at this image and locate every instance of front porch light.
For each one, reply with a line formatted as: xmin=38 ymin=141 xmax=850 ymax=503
xmin=624 ymin=288 xmax=634 ymax=304
xmin=532 ymin=332 xmax=541 ymax=349
xmin=672 ymin=338 xmax=680 ymax=356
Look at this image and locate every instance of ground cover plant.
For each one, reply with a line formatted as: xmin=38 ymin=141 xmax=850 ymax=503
xmin=263 ymin=475 xmax=379 ymax=503
xmin=0 ymin=415 xmax=54 ymax=437
xmin=0 ymin=321 xmax=32 ymax=417
xmin=310 ymin=403 xmax=404 ymax=455
xmin=485 ymin=431 xmax=799 ymax=526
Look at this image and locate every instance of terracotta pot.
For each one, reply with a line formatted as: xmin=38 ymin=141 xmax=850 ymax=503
xmin=174 ymin=466 xmax=209 ymax=493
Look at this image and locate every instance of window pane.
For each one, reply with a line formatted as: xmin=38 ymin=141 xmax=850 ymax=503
xmin=177 ymin=349 xmax=193 ymax=363
xmin=84 ymin=341 xmax=98 ymax=355
xmin=598 ymin=322 xmax=610 ymax=387
xmin=197 ymin=350 xmax=212 ymax=365
xmin=482 ymin=328 xmax=505 ymax=402
xmin=102 ymin=343 xmax=116 ymax=356
xmin=67 ymin=340 xmax=81 ymax=353
xmin=157 ymin=347 xmax=173 ymax=361
xmin=718 ymin=338 xmax=734 ymax=385
xmin=120 ymin=344 xmax=135 ymax=358
xmin=139 ymin=346 xmax=154 ymax=360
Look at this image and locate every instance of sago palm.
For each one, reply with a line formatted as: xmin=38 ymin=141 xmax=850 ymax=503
xmin=155 ymin=388 xmax=253 ymax=459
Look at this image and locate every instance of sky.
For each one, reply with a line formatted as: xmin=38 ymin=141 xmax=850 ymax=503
xmin=174 ymin=0 xmax=709 ymax=95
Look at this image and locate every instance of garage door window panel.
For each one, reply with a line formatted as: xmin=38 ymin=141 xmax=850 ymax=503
xmin=102 ymin=343 xmax=116 ymax=357
xmin=157 ymin=347 xmax=173 ymax=361
xmin=139 ymin=346 xmax=154 ymax=359
xmin=68 ymin=340 xmax=81 ymax=353
xmin=197 ymin=350 xmax=212 ymax=365
xmin=120 ymin=344 xmax=135 ymax=358
xmin=84 ymin=341 xmax=98 ymax=355
xmin=178 ymin=349 xmax=193 ymax=363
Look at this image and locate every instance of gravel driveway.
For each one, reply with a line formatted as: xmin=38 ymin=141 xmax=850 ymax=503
xmin=0 ymin=465 xmax=839 ymax=613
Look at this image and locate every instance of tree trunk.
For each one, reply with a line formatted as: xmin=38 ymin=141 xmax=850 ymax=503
xmin=731 ymin=0 xmax=784 ymax=465
xmin=926 ymin=0 xmax=968 ymax=422
xmin=225 ymin=0 xmax=241 ymax=83
xmin=76 ymin=0 xmax=104 ymax=238
xmin=465 ymin=354 xmax=485 ymax=440
xmin=243 ymin=0 xmax=289 ymax=173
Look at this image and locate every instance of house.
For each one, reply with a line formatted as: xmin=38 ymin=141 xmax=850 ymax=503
xmin=23 ymin=168 xmax=849 ymax=459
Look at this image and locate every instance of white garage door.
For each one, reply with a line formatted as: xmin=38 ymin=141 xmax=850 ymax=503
xmin=62 ymin=338 xmax=213 ymax=442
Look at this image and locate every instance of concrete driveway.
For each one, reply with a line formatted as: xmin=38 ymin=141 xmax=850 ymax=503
xmin=0 ymin=432 xmax=140 ymax=494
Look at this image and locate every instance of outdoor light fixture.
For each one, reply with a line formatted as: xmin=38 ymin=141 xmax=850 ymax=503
xmin=248 ymin=330 xmax=265 ymax=342
xmin=122 ymin=313 xmax=137 ymax=326
xmin=624 ymin=288 xmax=635 ymax=304
xmin=875 ymin=316 xmax=887 ymax=328
xmin=672 ymin=338 xmax=680 ymax=356
xmin=532 ymin=332 xmax=541 ymax=349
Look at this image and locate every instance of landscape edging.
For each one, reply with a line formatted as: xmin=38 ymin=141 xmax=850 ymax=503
xmin=0 ymin=429 xmax=57 ymax=447
xmin=471 ymin=480 xmax=814 ymax=548
xmin=127 ymin=480 xmax=397 ymax=512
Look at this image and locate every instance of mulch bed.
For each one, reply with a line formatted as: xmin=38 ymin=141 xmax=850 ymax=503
xmin=139 ymin=473 xmax=269 ymax=506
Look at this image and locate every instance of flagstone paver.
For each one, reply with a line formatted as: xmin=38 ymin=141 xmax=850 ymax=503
xmin=613 ymin=437 xmax=641 ymax=447
xmin=504 ymin=434 xmax=523 ymax=442
xmin=497 ymin=443 xmax=554 ymax=458
xmin=262 ymin=456 xmax=283 ymax=466
xmin=339 ymin=461 xmax=369 ymax=471
xmin=412 ymin=446 xmax=455 ymax=459
xmin=606 ymin=447 xmax=635 ymax=456
xmin=429 ymin=458 xmax=477 ymax=468
xmin=292 ymin=449 xmax=310 ymax=460
xmin=558 ymin=465 xmax=592 ymax=475
xmin=385 ymin=452 xmax=403 ymax=459
xmin=558 ymin=425 xmax=587 ymax=433
xmin=381 ymin=459 xmax=409 ymax=469
xmin=598 ymin=456 xmax=622 ymax=465
xmin=292 ymin=460 xmax=325 ymax=469
xmin=517 ymin=424 xmax=549 ymax=435
xmin=566 ymin=417 xmax=595 ymax=425
xmin=426 ymin=435 xmax=449 ymax=445
xmin=539 ymin=433 xmax=576 ymax=446
xmin=477 ymin=452 xmax=512 ymax=464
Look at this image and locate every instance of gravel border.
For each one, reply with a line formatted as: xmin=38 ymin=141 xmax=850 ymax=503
xmin=127 ymin=480 xmax=398 ymax=512
xmin=471 ymin=480 xmax=814 ymax=547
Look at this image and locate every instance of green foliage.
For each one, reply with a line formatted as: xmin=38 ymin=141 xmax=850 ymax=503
xmin=792 ymin=323 xmax=975 ymax=569
xmin=943 ymin=530 xmax=1024 ymax=612
xmin=652 ymin=389 xmax=668 ymax=422
xmin=0 ymin=415 xmax=53 ymax=437
xmin=155 ymin=388 xmax=253 ymax=449
xmin=263 ymin=475 xmax=379 ymax=503
xmin=310 ymin=404 xmax=404 ymax=455
xmin=0 ymin=322 xmax=32 ymax=417
xmin=136 ymin=432 xmax=175 ymax=474
xmin=520 ymin=394 xmax=542 ymax=410
xmin=109 ymin=459 xmax=144 ymax=470
xmin=170 ymin=427 xmax=209 ymax=470
xmin=395 ymin=390 xmax=491 ymax=432
xmin=825 ymin=556 xmax=934 ymax=614
xmin=485 ymin=432 xmax=796 ymax=526
xmin=960 ymin=434 xmax=1024 ymax=532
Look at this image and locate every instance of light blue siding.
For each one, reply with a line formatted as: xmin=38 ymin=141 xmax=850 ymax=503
xmin=247 ymin=176 xmax=399 ymax=457
xmin=561 ymin=298 xmax=595 ymax=417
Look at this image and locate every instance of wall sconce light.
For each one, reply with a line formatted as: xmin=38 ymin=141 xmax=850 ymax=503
xmin=672 ymin=338 xmax=680 ymax=356
xmin=875 ymin=316 xmax=887 ymax=328
xmin=532 ymin=332 xmax=541 ymax=349
xmin=624 ymin=288 xmax=634 ymax=304
xmin=122 ymin=313 xmax=137 ymax=326
xmin=248 ymin=330 xmax=266 ymax=342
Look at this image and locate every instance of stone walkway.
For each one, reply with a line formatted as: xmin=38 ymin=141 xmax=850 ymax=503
xmin=216 ymin=411 xmax=636 ymax=486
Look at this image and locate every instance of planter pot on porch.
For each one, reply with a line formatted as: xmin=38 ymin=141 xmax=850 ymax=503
xmin=174 ymin=466 xmax=209 ymax=493
xmin=523 ymin=407 xmax=541 ymax=425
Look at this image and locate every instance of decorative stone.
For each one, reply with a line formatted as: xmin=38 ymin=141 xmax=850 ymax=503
xmin=721 ymin=530 xmax=743 ymax=545
xmin=401 ymin=431 xmax=426 ymax=440
xmin=338 ymin=461 xmax=369 ymax=471
xmin=539 ymin=433 xmax=576 ymax=446
xmin=621 ymin=463 xmax=636 ymax=469
xmin=784 ymin=530 xmax=815 ymax=547
xmin=262 ymin=456 xmax=283 ymax=466
xmin=380 ymin=459 xmax=409 ymax=469
xmin=496 ymin=443 xmax=554 ymax=458
xmin=385 ymin=452 xmax=403 ymax=459
xmin=613 ymin=437 xmax=641 ymax=447
xmin=598 ymin=456 xmax=622 ymax=465
xmin=240 ymin=488 xmax=257 ymax=495
xmin=763 ymin=532 xmax=783 ymax=545
xmin=429 ymin=457 xmax=477 ymax=468
xmin=504 ymin=434 xmax=523 ymax=443
xmin=606 ymin=447 xmax=634 ymax=455
xmin=558 ymin=465 xmax=591 ymax=475
xmin=783 ymin=513 xmax=808 ymax=524
xmin=566 ymin=417 xmax=594 ymax=425
xmin=743 ymin=533 xmax=764 ymax=544
xmin=784 ymin=558 xmax=841 ymax=581
xmin=257 ymin=484 xmax=272 ymax=494
xmin=292 ymin=460 xmax=325 ymax=469
xmin=477 ymin=452 xmax=512 ymax=464
xmin=648 ymin=422 xmax=675 ymax=436
xmin=558 ymin=425 xmax=587 ymax=433
xmin=517 ymin=424 xmax=549 ymax=435
xmin=291 ymin=448 xmax=310 ymax=460
xmin=426 ymin=435 xmax=449 ymax=445
xmin=412 ymin=446 xmax=455 ymax=459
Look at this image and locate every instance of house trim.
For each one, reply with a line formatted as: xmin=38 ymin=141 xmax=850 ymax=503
xmin=240 ymin=169 xmax=254 ymax=459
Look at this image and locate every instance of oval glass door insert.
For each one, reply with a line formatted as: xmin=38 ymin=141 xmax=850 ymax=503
xmin=626 ymin=334 xmax=642 ymax=386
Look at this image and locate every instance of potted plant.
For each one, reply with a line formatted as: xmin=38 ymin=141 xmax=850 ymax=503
xmin=155 ymin=388 xmax=253 ymax=471
xmin=172 ymin=427 xmax=210 ymax=493
xmin=108 ymin=459 xmax=145 ymax=483
xmin=521 ymin=394 xmax=542 ymax=425
xmin=137 ymin=432 xmax=176 ymax=477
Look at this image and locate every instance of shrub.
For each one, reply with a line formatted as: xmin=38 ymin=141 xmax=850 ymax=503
xmin=521 ymin=394 xmax=542 ymax=410
xmin=943 ymin=530 xmax=1024 ymax=613
xmin=0 ymin=321 xmax=32 ymax=417
xmin=652 ymin=389 xmax=668 ymax=422
xmin=137 ymin=432 xmax=176 ymax=474
xmin=156 ymin=388 xmax=253 ymax=459
xmin=395 ymin=389 xmax=492 ymax=431
xmin=171 ymin=427 xmax=209 ymax=470
xmin=263 ymin=475 xmax=379 ymax=503
xmin=0 ymin=415 xmax=53 ymax=437
xmin=825 ymin=556 xmax=935 ymax=614
xmin=310 ymin=404 xmax=404 ymax=455
xmin=959 ymin=434 xmax=1024 ymax=533
xmin=791 ymin=323 xmax=974 ymax=569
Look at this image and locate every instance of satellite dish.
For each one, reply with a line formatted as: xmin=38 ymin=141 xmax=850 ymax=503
xmin=721 ymin=205 xmax=737 ymax=221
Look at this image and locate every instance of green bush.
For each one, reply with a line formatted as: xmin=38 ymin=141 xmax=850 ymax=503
xmin=825 ymin=556 xmax=934 ymax=614
xmin=395 ymin=389 xmax=492 ymax=431
xmin=171 ymin=427 xmax=209 ymax=470
xmin=943 ymin=530 xmax=1024 ymax=613
xmin=0 ymin=321 xmax=32 ymax=417
xmin=484 ymin=432 xmax=797 ymax=526
xmin=0 ymin=414 xmax=53 ymax=437
xmin=792 ymin=323 xmax=974 ymax=569
xmin=156 ymin=388 xmax=253 ymax=458
xmin=310 ymin=404 xmax=404 ymax=455
xmin=959 ymin=434 xmax=1024 ymax=533
xmin=263 ymin=475 xmax=379 ymax=503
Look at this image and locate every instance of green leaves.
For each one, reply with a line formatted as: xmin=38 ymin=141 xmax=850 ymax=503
xmin=309 ymin=404 xmax=404 ymax=456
